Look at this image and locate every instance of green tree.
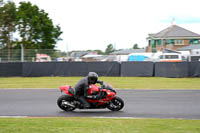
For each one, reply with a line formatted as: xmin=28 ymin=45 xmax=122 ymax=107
xmin=94 ymin=49 xmax=105 ymax=55
xmin=105 ymin=44 xmax=115 ymax=54
xmin=16 ymin=2 xmax=62 ymax=49
xmin=133 ymin=44 xmax=140 ymax=49
xmin=0 ymin=1 xmax=16 ymax=60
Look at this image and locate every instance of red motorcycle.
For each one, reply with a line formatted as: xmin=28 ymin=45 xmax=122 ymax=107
xmin=57 ymin=83 xmax=124 ymax=111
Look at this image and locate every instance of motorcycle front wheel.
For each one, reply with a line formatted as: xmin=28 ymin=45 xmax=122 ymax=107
xmin=107 ymin=96 xmax=124 ymax=111
xmin=57 ymin=95 xmax=76 ymax=111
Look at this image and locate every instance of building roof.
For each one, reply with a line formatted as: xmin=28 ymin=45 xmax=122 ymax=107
xmin=162 ymin=48 xmax=181 ymax=53
xmin=111 ymin=49 xmax=146 ymax=55
xmin=81 ymin=54 xmax=102 ymax=58
xmin=177 ymin=44 xmax=200 ymax=51
xmin=148 ymin=25 xmax=200 ymax=39
xmin=71 ymin=51 xmax=90 ymax=58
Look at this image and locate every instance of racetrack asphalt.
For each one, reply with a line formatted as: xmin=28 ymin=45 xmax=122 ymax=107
xmin=0 ymin=89 xmax=200 ymax=119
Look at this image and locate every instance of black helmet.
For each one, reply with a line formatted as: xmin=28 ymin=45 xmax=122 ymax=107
xmin=87 ymin=72 xmax=98 ymax=84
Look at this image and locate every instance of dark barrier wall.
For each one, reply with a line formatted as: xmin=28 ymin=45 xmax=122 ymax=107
xmin=121 ymin=62 xmax=154 ymax=77
xmin=23 ymin=62 xmax=56 ymax=77
xmin=53 ymin=62 xmax=120 ymax=76
xmin=22 ymin=62 xmax=120 ymax=77
xmin=0 ymin=62 xmax=22 ymax=77
xmin=188 ymin=62 xmax=200 ymax=77
xmin=1 ymin=62 xmax=200 ymax=77
xmin=154 ymin=62 xmax=189 ymax=78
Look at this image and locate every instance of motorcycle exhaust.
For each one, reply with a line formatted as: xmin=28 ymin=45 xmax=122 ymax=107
xmin=62 ymin=101 xmax=75 ymax=108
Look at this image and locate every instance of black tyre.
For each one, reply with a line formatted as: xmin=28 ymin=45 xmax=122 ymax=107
xmin=107 ymin=96 xmax=124 ymax=111
xmin=57 ymin=95 xmax=76 ymax=111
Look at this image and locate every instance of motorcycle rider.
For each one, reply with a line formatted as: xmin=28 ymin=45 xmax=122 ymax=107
xmin=74 ymin=72 xmax=103 ymax=108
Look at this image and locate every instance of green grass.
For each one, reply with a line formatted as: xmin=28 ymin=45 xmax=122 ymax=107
xmin=0 ymin=117 xmax=200 ymax=133
xmin=0 ymin=77 xmax=200 ymax=89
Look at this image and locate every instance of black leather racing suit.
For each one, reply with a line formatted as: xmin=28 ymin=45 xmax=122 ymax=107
xmin=74 ymin=77 xmax=103 ymax=108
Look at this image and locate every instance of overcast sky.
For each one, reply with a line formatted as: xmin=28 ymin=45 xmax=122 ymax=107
xmin=13 ymin=0 xmax=200 ymax=52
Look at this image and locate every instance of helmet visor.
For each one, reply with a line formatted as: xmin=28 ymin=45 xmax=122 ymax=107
xmin=88 ymin=77 xmax=97 ymax=84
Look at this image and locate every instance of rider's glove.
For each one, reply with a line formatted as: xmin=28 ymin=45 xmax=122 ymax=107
xmin=97 ymin=80 xmax=104 ymax=85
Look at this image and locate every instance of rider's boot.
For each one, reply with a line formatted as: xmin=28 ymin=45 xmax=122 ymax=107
xmin=77 ymin=96 xmax=90 ymax=109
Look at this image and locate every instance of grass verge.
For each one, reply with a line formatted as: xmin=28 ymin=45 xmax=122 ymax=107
xmin=0 ymin=77 xmax=200 ymax=89
xmin=0 ymin=117 xmax=200 ymax=133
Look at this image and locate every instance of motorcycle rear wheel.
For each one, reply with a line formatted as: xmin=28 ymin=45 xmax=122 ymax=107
xmin=57 ymin=95 xmax=76 ymax=111
xmin=107 ymin=96 xmax=124 ymax=111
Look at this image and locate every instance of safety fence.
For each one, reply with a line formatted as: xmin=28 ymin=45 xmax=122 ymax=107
xmin=0 ymin=62 xmax=200 ymax=77
xmin=0 ymin=49 xmax=66 ymax=62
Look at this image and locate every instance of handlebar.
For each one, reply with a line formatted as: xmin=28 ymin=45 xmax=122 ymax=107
xmin=100 ymin=85 xmax=116 ymax=93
